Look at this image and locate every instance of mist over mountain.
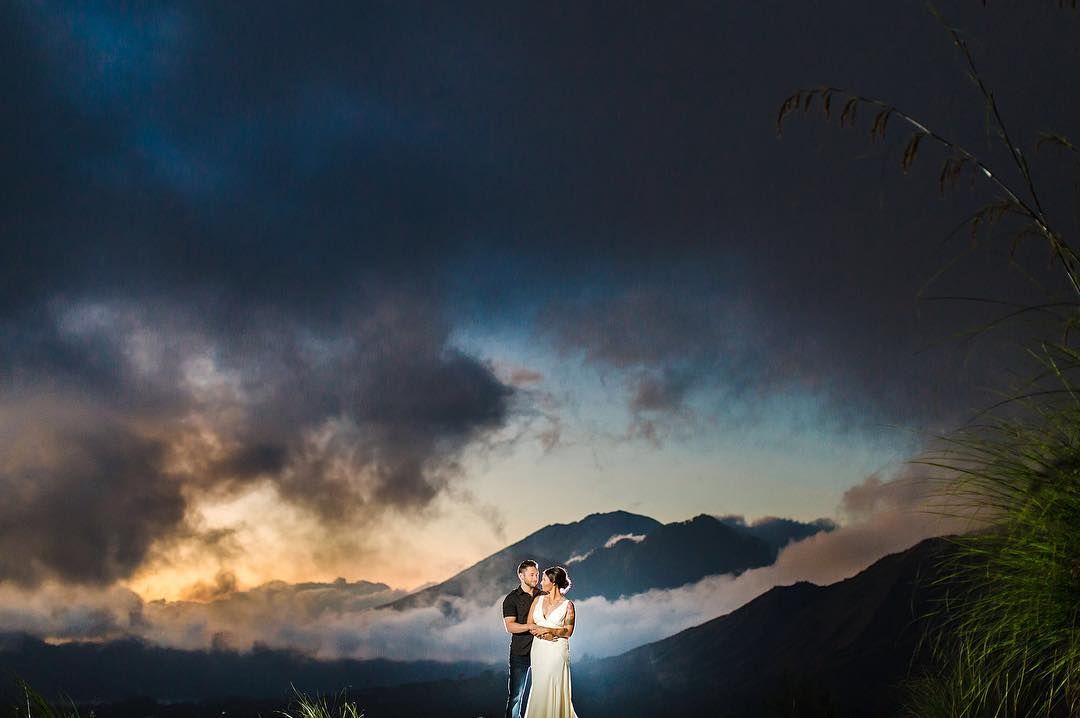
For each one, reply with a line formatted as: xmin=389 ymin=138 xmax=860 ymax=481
xmin=0 ymin=509 xmax=840 ymax=668
xmin=568 ymin=515 xmax=778 ymax=600
xmin=718 ymin=515 xmax=840 ymax=557
xmin=0 ymin=508 xmax=844 ymax=706
xmin=320 ymin=536 xmax=953 ymax=717
xmin=381 ymin=511 xmax=835 ymax=610
xmin=379 ymin=511 xmax=662 ymax=610
xmin=43 ymin=536 xmax=950 ymax=716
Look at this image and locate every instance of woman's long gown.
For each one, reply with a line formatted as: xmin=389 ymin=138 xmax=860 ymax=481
xmin=523 ymin=597 xmax=579 ymax=718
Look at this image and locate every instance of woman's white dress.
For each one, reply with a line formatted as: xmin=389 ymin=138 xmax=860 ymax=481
xmin=523 ymin=598 xmax=579 ymax=718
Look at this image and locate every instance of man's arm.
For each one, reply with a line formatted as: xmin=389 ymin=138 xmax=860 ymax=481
xmin=503 ymin=596 xmax=538 ymax=635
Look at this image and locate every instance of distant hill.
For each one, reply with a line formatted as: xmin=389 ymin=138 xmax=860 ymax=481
xmin=378 ymin=510 xmax=663 ymax=610
xmin=572 ymin=535 xmax=949 ymax=716
xmin=0 ymin=633 xmax=493 ymax=704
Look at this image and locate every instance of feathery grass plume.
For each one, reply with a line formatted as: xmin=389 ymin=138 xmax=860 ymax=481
xmin=839 ymin=96 xmax=858 ymax=128
xmin=775 ymin=92 xmax=802 ymax=136
xmin=11 ymin=680 xmax=81 ymax=718
xmin=901 ymin=131 xmax=928 ymax=174
xmin=1037 ymin=133 xmax=1080 ymax=159
xmin=278 ymin=685 xmax=363 ymax=718
xmin=777 ymin=5 xmax=1080 ymax=298
xmin=938 ymin=156 xmax=970 ymax=197
xmin=967 ymin=200 xmax=1019 ymax=247
xmin=870 ymin=108 xmax=891 ymax=142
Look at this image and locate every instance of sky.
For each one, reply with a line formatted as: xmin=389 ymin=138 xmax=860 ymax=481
xmin=1 ymin=0 xmax=1078 ymax=639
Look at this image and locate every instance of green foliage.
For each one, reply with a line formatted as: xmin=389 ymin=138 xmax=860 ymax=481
xmin=11 ymin=680 xmax=81 ymax=718
xmin=6 ymin=681 xmax=365 ymax=718
xmin=278 ymin=685 xmax=364 ymax=718
xmin=912 ymin=350 xmax=1080 ymax=716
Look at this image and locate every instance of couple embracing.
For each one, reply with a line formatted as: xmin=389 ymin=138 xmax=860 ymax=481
xmin=501 ymin=560 xmax=579 ymax=718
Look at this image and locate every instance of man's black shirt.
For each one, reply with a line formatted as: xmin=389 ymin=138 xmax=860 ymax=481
xmin=502 ymin=585 xmax=538 ymax=656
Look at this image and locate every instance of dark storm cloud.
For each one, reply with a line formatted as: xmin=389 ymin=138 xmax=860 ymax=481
xmin=5 ymin=0 xmax=1077 ymax=320
xmin=545 ymin=286 xmax=738 ymax=369
xmin=0 ymin=403 xmax=185 ymax=586
xmin=267 ymin=347 xmax=514 ymax=523
xmin=2 ymin=2 xmax=478 ymax=311
xmin=540 ymin=281 xmax=836 ymax=431
xmin=209 ymin=444 xmax=288 ymax=483
xmin=0 ymin=294 xmax=514 ymax=585
xmin=193 ymin=294 xmax=516 ymax=519
xmin=541 ymin=262 xmax=1066 ymax=432
xmin=541 ymin=283 xmax=757 ymax=411
xmin=460 ymin=0 xmax=1072 ymax=431
xmin=2 ymin=0 xmax=1079 ymax=585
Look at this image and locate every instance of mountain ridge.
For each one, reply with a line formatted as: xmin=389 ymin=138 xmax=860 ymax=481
xmin=380 ymin=511 xmax=834 ymax=609
xmin=378 ymin=510 xmax=663 ymax=610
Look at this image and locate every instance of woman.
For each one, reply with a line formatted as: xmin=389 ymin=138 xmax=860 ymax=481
xmin=523 ymin=566 xmax=579 ymax=718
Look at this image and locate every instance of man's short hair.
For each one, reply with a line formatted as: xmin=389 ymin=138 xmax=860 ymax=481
xmin=517 ymin=559 xmax=538 ymax=575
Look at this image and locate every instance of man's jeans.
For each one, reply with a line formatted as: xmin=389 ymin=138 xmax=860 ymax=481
xmin=505 ymin=653 xmax=531 ymax=718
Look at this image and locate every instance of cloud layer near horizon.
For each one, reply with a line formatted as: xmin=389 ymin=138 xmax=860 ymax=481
xmin=0 ymin=467 xmax=974 ymax=662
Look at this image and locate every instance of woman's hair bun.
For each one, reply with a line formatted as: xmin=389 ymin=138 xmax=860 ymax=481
xmin=544 ymin=565 xmax=571 ymax=592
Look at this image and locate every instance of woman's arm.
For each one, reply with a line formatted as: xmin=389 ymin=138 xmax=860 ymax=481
xmin=542 ymin=602 xmax=575 ymax=639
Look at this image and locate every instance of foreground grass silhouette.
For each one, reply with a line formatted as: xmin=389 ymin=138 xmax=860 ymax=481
xmin=9 ymin=681 xmax=365 ymax=718
xmin=279 ymin=685 xmax=363 ymax=718
xmin=11 ymin=681 xmax=79 ymax=718
xmin=907 ymin=358 xmax=1080 ymax=717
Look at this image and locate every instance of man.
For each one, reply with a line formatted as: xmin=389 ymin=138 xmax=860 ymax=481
xmin=502 ymin=559 xmax=541 ymax=718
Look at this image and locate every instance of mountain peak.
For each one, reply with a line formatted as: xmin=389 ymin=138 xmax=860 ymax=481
xmin=378 ymin=510 xmax=661 ymax=610
xmin=551 ymin=509 xmax=660 ymax=528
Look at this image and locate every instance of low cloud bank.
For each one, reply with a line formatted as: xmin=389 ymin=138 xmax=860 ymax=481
xmin=0 ymin=466 xmax=974 ymax=662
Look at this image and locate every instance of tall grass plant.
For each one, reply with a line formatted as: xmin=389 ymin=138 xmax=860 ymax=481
xmin=278 ymin=685 xmax=364 ymax=718
xmin=780 ymin=3 xmax=1080 ymax=716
